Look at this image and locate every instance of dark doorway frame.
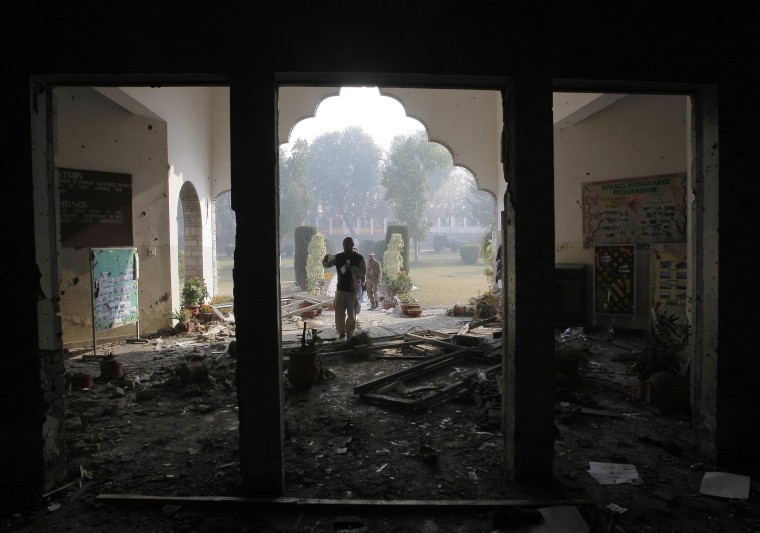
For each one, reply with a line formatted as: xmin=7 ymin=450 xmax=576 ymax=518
xmin=28 ymin=73 xmax=718 ymax=498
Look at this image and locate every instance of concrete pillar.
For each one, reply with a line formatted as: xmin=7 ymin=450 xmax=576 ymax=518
xmin=231 ymin=74 xmax=284 ymax=495
xmin=502 ymin=77 xmax=555 ymax=482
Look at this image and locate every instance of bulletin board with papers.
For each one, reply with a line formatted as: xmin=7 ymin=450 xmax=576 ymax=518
xmin=582 ymin=173 xmax=687 ymax=248
xmin=91 ymin=247 xmax=139 ymax=332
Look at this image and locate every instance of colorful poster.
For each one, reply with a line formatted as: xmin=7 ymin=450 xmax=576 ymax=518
xmin=582 ymin=173 xmax=687 ymax=248
xmin=594 ymin=245 xmax=635 ymax=315
xmin=650 ymin=244 xmax=687 ymax=312
xmin=91 ymin=248 xmax=139 ymax=331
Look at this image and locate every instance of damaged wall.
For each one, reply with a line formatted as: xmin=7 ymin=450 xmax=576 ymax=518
xmin=54 ymin=87 xmax=171 ymax=347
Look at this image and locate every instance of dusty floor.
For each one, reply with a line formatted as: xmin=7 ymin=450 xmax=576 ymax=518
xmin=2 ymin=302 xmax=759 ymax=532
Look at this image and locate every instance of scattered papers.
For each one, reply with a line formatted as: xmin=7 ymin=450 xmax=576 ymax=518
xmin=587 ymin=462 xmax=641 ymax=485
xmin=699 ymin=471 xmax=750 ymax=499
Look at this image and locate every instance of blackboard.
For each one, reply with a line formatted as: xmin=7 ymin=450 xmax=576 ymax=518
xmin=91 ymin=248 xmax=139 ymax=332
xmin=582 ymin=173 xmax=687 ymax=249
xmin=57 ymin=168 xmax=133 ymax=247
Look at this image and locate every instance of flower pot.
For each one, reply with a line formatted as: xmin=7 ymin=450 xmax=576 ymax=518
xmin=199 ymin=312 xmax=214 ymax=322
xmin=382 ymin=297 xmax=397 ymax=310
xmin=188 ymin=305 xmax=201 ymax=316
xmin=175 ymin=321 xmax=194 ymax=333
xmin=178 ymin=362 xmax=209 ymax=384
xmin=99 ymin=358 xmax=123 ymax=379
xmin=453 ymin=303 xmax=471 ymax=316
xmin=70 ymin=373 xmax=94 ymax=390
xmin=405 ymin=306 xmax=422 ymax=318
xmin=645 ymin=371 xmax=690 ymax=413
xmin=300 ymin=301 xmax=318 ymax=319
xmin=287 ymin=350 xmax=320 ymax=391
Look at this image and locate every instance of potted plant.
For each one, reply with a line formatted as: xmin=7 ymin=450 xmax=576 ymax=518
xmin=287 ymin=320 xmax=325 ymax=391
xmin=629 ymin=308 xmax=689 ymax=401
xmin=397 ymin=293 xmax=420 ymax=315
xmin=172 ymin=307 xmax=195 ymax=333
xmin=386 ymin=271 xmax=413 ymax=297
xmin=181 ymin=276 xmax=210 ymax=313
xmin=198 ymin=303 xmax=215 ymax=322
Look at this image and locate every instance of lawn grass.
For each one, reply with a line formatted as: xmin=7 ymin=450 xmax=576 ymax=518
xmin=216 ymin=251 xmax=491 ymax=309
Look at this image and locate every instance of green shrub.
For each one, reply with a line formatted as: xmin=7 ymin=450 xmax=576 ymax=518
xmin=374 ymin=240 xmax=387 ymax=258
xmin=306 ymin=233 xmax=327 ymax=295
xmin=385 ymin=225 xmax=410 ymax=274
xmin=382 ymin=233 xmax=405 ymax=285
xmin=459 ymin=244 xmax=480 ymax=264
xmin=181 ymin=276 xmax=209 ymax=307
xmin=294 ymin=226 xmax=317 ymax=291
xmin=387 ymin=271 xmax=414 ymax=296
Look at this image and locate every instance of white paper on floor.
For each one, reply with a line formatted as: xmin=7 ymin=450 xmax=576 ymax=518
xmin=699 ymin=471 xmax=751 ymax=499
xmin=493 ymin=506 xmax=589 ymax=533
xmin=587 ymin=461 xmax=641 ymax=484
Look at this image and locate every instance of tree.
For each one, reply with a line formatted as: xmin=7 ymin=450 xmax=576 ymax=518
xmin=430 ymin=167 xmax=474 ymax=223
xmin=214 ymin=191 xmax=235 ymax=256
xmin=308 ymin=127 xmax=383 ymax=234
xmin=466 ymin=188 xmax=496 ymax=229
xmin=381 ymin=132 xmax=450 ymax=261
xmin=279 ymin=139 xmax=314 ymax=245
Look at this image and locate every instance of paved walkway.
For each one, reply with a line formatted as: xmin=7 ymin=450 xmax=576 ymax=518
xmin=282 ymin=298 xmax=472 ymax=346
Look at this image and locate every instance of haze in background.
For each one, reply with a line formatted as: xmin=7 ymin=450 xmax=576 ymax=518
xmin=286 ymin=87 xmax=425 ymax=150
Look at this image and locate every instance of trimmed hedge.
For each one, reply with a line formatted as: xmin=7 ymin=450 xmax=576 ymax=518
xmin=374 ymin=240 xmax=387 ymax=258
xmin=294 ymin=225 xmax=317 ymax=290
xmin=385 ymin=225 xmax=410 ymax=274
xmin=459 ymin=244 xmax=480 ymax=264
xmin=325 ymin=238 xmax=336 ymax=255
xmin=359 ymin=239 xmax=376 ymax=258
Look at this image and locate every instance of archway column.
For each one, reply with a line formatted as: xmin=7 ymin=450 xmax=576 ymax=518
xmin=232 ymin=73 xmax=284 ymax=495
xmin=503 ymin=77 xmax=555 ymax=481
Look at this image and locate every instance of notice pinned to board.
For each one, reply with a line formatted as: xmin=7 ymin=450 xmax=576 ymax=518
xmin=91 ymin=248 xmax=139 ymax=332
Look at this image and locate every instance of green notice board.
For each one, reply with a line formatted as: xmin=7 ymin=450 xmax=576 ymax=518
xmin=91 ymin=248 xmax=139 ymax=331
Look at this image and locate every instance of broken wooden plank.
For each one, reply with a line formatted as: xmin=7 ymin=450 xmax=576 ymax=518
xmin=309 ymin=338 xmax=430 ymax=359
xmin=353 ymin=348 xmax=471 ymax=394
xmin=282 ymin=300 xmax=330 ymax=318
xmin=404 ymin=332 xmax=459 ymax=351
xmin=95 ymin=493 xmax=595 ymax=508
xmin=413 ymin=363 xmax=502 ymax=410
xmin=453 ymin=434 xmax=498 ymax=456
xmin=374 ymin=355 xmax=428 ymax=360
xmin=358 ymin=392 xmax=417 ymax=406
xmin=580 ymin=407 xmax=623 ymax=418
